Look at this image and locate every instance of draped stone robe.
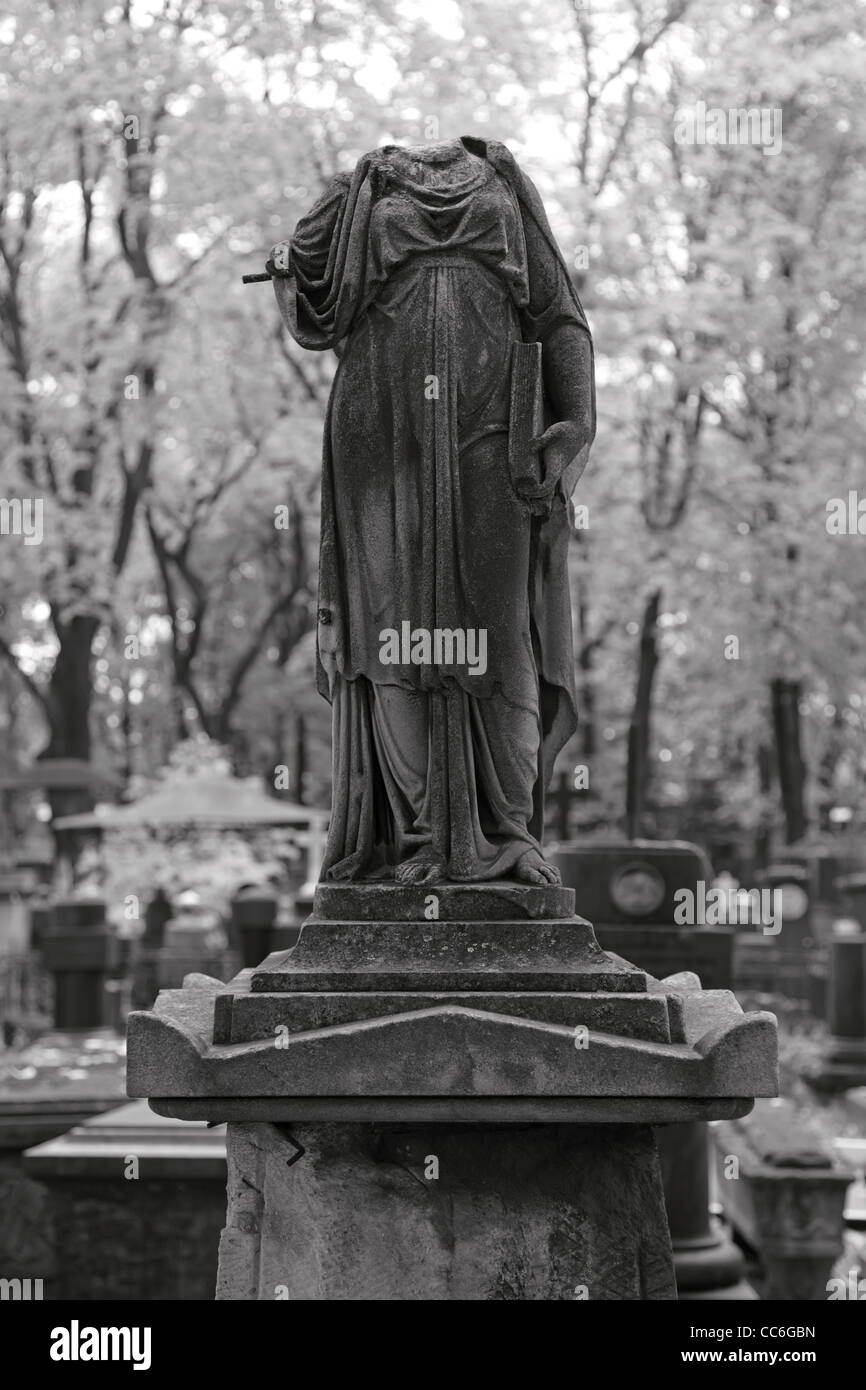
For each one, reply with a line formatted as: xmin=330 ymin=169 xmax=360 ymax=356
xmin=272 ymin=137 xmax=596 ymax=882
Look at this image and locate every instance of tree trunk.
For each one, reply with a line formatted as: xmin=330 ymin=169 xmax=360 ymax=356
xmin=626 ymin=589 xmax=661 ymax=841
xmin=120 ymin=678 xmax=133 ymax=796
xmin=755 ymin=741 xmax=774 ymax=869
xmin=41 ymin=613 xmax=100 ymax=820
xmin=771 ymin=676 xmax=808 ymax=844
xmin=577 ymin=609 xmax=597 ymax=760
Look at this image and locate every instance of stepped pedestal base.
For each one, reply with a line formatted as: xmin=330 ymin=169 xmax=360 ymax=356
xmin=127 ymin=881 xmax=778 ymax=1300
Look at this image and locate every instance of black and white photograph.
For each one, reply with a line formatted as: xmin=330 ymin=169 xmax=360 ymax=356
xmin=0 ymin=0 xmax=864 ymax=1345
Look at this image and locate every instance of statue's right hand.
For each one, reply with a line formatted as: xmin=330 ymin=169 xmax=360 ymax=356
xmin=265 ymin=242 xmax=292 ymax=278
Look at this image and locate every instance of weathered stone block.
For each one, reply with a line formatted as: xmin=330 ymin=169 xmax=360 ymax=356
xmin=711 ymin=1098 xmax=852 ymax=1300
xmin=216 ymin=1120 xmax=677 ymax=1301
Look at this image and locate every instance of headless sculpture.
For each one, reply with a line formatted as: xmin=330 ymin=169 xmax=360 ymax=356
xmin=268 ymin=137 xmax=596 ymax=886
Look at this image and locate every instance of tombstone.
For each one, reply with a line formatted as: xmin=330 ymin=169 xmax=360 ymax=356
xmin=0 ymin=1025 xmax=127 ymax=1291
xmin=836 ymin=871 xmax=866 ymax=931
xmin=755 ymin=861 xmax=812 ymax=957
xmin=833 ymin=1134 xmax=866 ymax=1234
xmin=712 ymin=1099 xmax=852 ymax=1299
xmin=27 ymin=899 xmax=53 ymax=954
xmin=731 ymin=860 xmax=827 ymax=1010
xmin=39 ymin=899 xmax=118 ymax=1030
xmin=551 ymin=840 xmax=734 ymax=989
xmin=155 ymin=928 xmax=231 ymax=992
xmin=129 ymin=138 xmax=777 ymax=1300
xmin=813 ymin=850 xmax=860 ymax=906
xmin=23 ymin=1100 xmax=227 ymax=1300
xmin=230 ymin=888 xmax=278 ymax=969
xmin=806 ymin=944 xmax=830 ymax=1021
xmin=778 ymin=847 xmax=859 ymax=912
xmin=812 ymin=871 xmax=866 ymax=1031
xmin=804 ymin=928 xmax=866 ymax=1092
xmin=14 ymin=851 xmax=54 ymax=890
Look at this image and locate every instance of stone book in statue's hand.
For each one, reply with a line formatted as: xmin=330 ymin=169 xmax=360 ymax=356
xmin=509 ymin=343 xmax=589 ymax=517
xmin=508 ymin=341 xmax=552 ymax=515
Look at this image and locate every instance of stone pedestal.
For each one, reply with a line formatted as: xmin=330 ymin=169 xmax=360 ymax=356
xmin=218 ymin=1121 xmax=675 ymax=1300
xmin=657 ymin=1120 xmax=755 ymax=1299
xmin=127 ymin=882 xmax=778 ymax=1301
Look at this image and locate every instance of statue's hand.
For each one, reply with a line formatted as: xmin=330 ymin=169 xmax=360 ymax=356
xmin=265 ymin=242 xmax=292 ymax=278
xmin=531 ymin=420 xmax=591 ymax=494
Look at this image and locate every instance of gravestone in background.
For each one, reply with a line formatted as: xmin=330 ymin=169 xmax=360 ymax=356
xmin=740 ymin=853 xmax=861 ymax=1011
xmin=804 ymin=931 xmax=866 ymax=1093
xmin=230 ymin=888 xmax=278 ymax=969
xmin=40 ymin=900 xmax=117 ymax=1030
xmin=551 ymin=840 xmax=734 ymax=989
xmin=712 ymin=1099 xmax=852 ymax=1299
xmin=23 ymin=1101 xmax=227 ymax=1300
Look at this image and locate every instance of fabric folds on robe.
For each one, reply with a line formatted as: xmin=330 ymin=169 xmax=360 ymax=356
xmin=273 ymin=137 xmax=596 ymax=881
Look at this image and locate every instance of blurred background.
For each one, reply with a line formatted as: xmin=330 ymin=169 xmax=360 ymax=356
xmin=1 ymin=0 xmax=865 ymax=1302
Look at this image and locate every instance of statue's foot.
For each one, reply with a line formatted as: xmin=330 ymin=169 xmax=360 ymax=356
xmin=395 ymin=851 xmax=445 ymax=886
xmin=513 ymin=848 xmax=562 ymax=886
